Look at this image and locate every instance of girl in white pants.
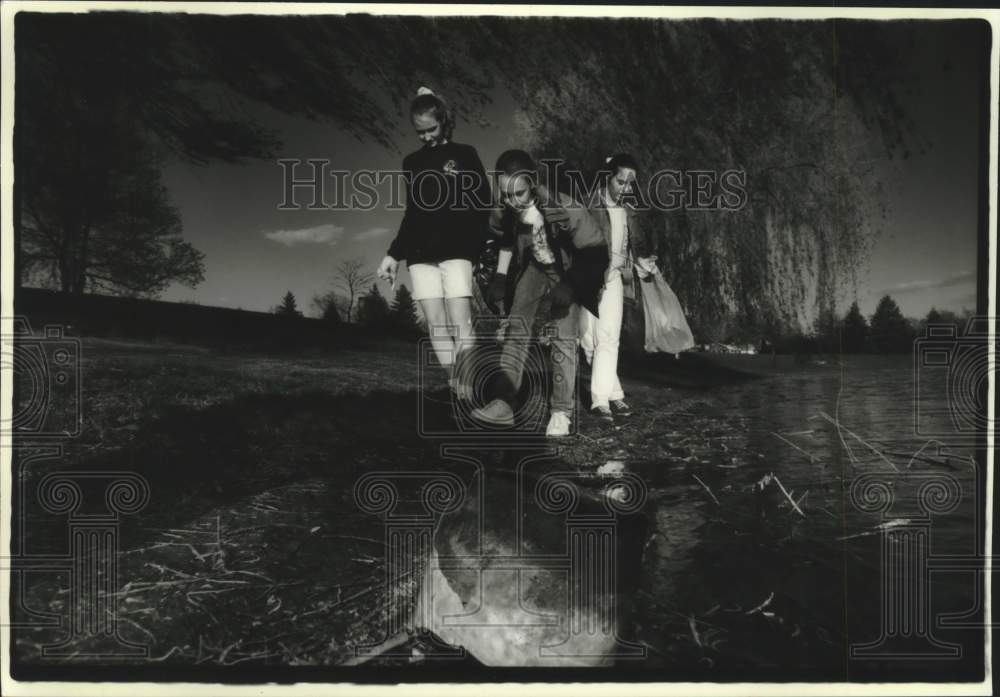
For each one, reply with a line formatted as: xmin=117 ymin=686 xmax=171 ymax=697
xmin=579 ymin=154 xmax=659 ymax=422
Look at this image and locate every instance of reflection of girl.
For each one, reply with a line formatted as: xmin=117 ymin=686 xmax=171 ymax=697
xmin=580 ymin=154 xmax=661 ymax=423
xmin=376 ymin=88 xmax=492 ymax=394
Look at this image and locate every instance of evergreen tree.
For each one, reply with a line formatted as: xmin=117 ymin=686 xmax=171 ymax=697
xmin=920 ymin=307 xmax=962 ymax=338
xmin=275 ymin=290 xmax=302 ymax=317
xmin=311 ymin=291 xmax=342 ymax=323
xmin=869 ymin=295 xmax=911 ymax=353
xmin=356 ymin=283 xmax=391 ymax=329
xmin=812 ymin=304 xmax=841 ymax=353
xmin=390 ymin=284 xmax=420 ymax=334
xmin=842 ymin=301 xmax=869 ymax=353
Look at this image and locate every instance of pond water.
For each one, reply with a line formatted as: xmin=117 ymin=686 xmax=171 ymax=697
xmin=620 ymin=356 xmax=985 ymax=681
xmin=411 ymin=355 xmax=985 ymax=681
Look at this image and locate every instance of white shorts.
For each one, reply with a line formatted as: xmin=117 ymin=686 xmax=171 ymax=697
xmin=408 ymin=259 xmax=474 ymax=301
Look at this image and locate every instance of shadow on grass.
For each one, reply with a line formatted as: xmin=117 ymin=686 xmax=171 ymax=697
xmin=18 ymin=386 xmax=471 ymax=549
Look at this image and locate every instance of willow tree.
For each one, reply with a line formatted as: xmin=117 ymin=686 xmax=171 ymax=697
xmin=17 ymin=12 xmax=934 ymax=319
xmin=439 ymin=18 xmax=926 ymax=342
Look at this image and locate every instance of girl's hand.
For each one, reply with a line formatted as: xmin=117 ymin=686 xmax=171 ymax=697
xmin=377 ymin=255 xmax=398 ymax=283
xmin=636 ymin=256 xmax=660 ymax=277
xmin=518 ymin=204 xmax=545 ymax=229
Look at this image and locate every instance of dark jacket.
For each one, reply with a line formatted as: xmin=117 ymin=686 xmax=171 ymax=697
xmin=387 ymin=141 xmax=492 ymax=265
xmin=489 ymin=186 xmax=609 ymax=317
xmin=585 ymin=187 xmax=659 ymax=301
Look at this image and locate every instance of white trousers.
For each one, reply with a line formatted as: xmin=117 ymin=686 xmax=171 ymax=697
xmin=579 ymin=272 xmax=625 ymax=408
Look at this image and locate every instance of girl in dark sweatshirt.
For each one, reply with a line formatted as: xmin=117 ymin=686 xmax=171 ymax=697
xmin=377 ymin=88 xmax=491 ymax=396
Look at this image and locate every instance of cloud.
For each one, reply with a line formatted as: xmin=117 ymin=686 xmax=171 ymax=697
xmin=880 ymin=270 xmax=975 ymax=295
xmin=352 ymin=226 xmax=392 ymax=242
xmin=952 ymin=290 xmax=978 ymax=309
xmin=264 ymin=223 xmax=344 ymax=247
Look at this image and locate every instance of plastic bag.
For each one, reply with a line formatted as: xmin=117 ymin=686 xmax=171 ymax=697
xmin=639 ymin=272 xmax=695 ymax=354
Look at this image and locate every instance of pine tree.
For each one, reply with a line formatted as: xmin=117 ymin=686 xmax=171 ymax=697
xmin=390 ymin=284 xmax=420 ymax=334
xmin=275 ymin=290 xmax=302 ymax=317
xmin=812 ymin=304 xmax=841 ymax=353
xmin=356 ymin=283 xmax=391 ymax=329
xmin=842 ymin=301 xmax=869 ymax=353
xmin=869 ymin=295 xmax=911 ymax=353
xmin=311 ymin=291 xmax=342 ymax=323
xmin=920 ymin=307 xmax=962 ymax=340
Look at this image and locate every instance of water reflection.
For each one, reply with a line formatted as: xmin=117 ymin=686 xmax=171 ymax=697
xmin=407 ymin=357 xmax=982 ymax=677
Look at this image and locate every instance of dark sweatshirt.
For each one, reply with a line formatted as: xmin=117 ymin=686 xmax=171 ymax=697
xmin=386 ymin=141 xmax=492 ymax=265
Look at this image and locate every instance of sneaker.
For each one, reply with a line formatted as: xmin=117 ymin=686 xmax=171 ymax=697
xmin=610 ymin=399 xmax=633 ymax=417
xmin=590 ymin=404 xmax=614 ymax=423
xmin=470 ymin=398 xmax=514 ymax=427
xmin=545 ymin=410 xmax=572 ymax=437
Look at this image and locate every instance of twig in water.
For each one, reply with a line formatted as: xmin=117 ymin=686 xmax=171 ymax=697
xmin=186 ymin=544 xmax=210 ymax=562
xmin=771 ymin=475 xmax=806 ymax=517
xmin=225 ymin=523 xmax=312 ymax=537
xmin=814 ymin=412 xmax=898 ymax=472
xmin=770 ymin=432 xmax=818 ymax=463
xmin=225 ymin=569 xmax=274 ymax=583
xmin=223 ymin=652 xmax=282 ymax=666
xmin=338 ymin=629 xmax=410 ymax=666
xmin=148 ymin=646 xmax=183 ymax=662
xmin=117 ymin=615 xmax=157 ymax=643
xmin=836 ymin=518 xmax=913 ymax=541
xmin=692 ymin=475 xmax=720 ymax=506
xmin=900 ymin=440 xmax=958 ymax=471
xmin=688 ymin=616 xmax=703 ymax=648
xmin=746 ymin=591 xmax=775 ymax=615
xmin=145 ymin=562 xmax=195 ymax=579
xmin=217 ymin=641 xmax=242 ymax=664
xmin=186 ymin=588 xmax=239 ymax=597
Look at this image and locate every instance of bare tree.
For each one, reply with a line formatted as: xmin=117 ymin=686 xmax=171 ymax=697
xmin=333 ymin=258 xmax=374 ymax=323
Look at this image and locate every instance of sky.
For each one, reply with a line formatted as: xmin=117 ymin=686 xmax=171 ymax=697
xmin=158 ymin=18 xmax=985 ymax=322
